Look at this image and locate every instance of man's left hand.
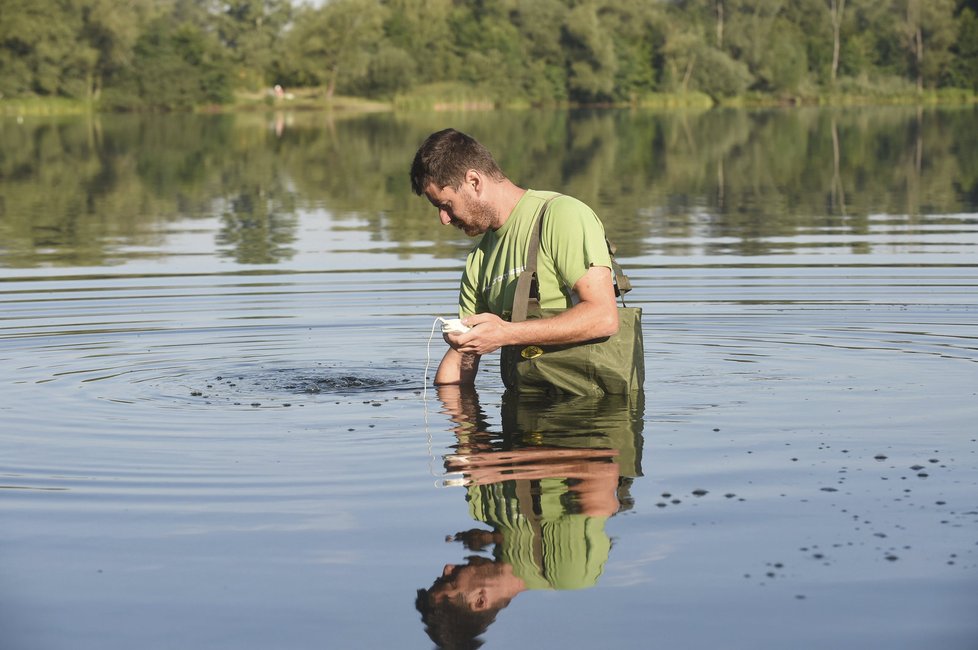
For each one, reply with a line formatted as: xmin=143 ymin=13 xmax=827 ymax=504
xmin=451 ymin=313 xmax=508 ymax=356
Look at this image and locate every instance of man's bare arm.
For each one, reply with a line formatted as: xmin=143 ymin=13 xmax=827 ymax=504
xmin=452 ymin=265 xmax=619 ymax=357
xmin=434 ymin=346 xmax=481 ymax=385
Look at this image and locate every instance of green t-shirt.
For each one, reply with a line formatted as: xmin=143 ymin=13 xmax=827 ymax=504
xmin=466 ymin=479 xmax=611 ymax=591
xmin=458 ymin=190 xmax=613 ymax=320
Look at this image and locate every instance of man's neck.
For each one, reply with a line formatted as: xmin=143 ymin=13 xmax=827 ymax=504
xmin=490 ymin=182 xmax=527 ymax=230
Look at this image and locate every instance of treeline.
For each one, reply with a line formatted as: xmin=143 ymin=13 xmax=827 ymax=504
xmin=2 ymin=0 xmax=978 ymax=110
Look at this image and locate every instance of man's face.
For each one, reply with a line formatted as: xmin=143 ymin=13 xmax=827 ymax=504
xmin=424 ymin=182 xmax=497 ymax=236
xmin=430 ymin=561 xmax=520 ymax=611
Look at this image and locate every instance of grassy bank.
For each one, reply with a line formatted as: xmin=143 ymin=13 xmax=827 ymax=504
xmin=3 ymin=86 xmax=976 ymax=117
xmin=0 ymin=97 xmax=94 ymax=117
xmin=390 ymin=83 xmax=717 ymax=111
xmin=0 ymin=88 xmax=392 ymax=117
xmin=720 ymin=80 xmax=978 ymax=108
xmin=230 ymin=87 xmax=392 ymax=112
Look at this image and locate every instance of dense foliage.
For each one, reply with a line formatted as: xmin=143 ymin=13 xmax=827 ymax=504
xmin=1 ymin=0 xmax=977 ymax=110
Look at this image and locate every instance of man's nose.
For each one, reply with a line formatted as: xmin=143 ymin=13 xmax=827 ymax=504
xmin=439 ymin=209 xmax=452 ymax=225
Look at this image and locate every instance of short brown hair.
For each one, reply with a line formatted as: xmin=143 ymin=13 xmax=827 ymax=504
xmin=410 ymin=128 xmax=505 ymax=195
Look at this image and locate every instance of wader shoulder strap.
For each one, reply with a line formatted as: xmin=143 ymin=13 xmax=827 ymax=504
xmin=511 ymin=196 xmax=559 ymax=323
xmin=607 ymin=240 xmax=633 ymax=299
xmin=510 ymin=196 xmax=633 ymax=324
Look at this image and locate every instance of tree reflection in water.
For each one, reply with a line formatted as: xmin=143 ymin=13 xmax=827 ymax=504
xmin=3 ymin=108 xmax=977 ymax=269
xmin=417 ymin=386 xmax=645 ymax=649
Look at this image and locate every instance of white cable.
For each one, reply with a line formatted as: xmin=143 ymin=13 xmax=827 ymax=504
xmin=422 ymin=317 xmax=468 ymax=487
xmin=423 ymin=317 xmax=444 ymax=483
xmin=423 ymin=317 xmax=440 ymax=403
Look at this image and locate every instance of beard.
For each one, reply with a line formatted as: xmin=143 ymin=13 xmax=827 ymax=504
xmin=454 ymin=195 xmax=497 ymax=236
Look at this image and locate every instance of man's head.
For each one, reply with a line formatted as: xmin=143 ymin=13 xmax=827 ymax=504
xmin=410 ymin=129 xmax=511 ymax=236
xmin=410 ymin=129 xmax=505 ymax=196
xmin=415 ymin=556 xmax=518 ymax=649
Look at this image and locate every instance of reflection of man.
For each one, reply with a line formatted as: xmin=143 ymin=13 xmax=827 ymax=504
xmin=409 ymin=128 xmax=621 ymax=389
xmin=415 ymin=556 xmax=523 ymax=650
xmin=416 ymin=386 xmax=644 ymax=649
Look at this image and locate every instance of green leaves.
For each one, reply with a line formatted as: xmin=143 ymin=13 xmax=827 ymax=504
xmin=103 ymin=18 xmax=232 ymax=111
xmin=285 ymin=0 xmax=386 ymax=97
xmin=0 ymin=0 xmax=975 ymax=107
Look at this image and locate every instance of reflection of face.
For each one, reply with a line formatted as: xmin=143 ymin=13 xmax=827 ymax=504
xmin=424 ymin=182 xmax=497 ymax=236
xmin=430 ymin=560 xmax=525 ymax=611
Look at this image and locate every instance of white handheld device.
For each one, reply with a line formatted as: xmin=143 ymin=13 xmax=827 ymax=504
xmin=437 ymin=317 xmax=470 ymax=334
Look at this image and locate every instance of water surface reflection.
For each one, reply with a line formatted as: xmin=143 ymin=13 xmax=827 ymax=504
xmin=2 ymin=107 xmax=977 ymax=268
xmin=1 ymin=108 xmax=976 ymax=649
xmin=418 ymin=387 xmax=644 ymax=648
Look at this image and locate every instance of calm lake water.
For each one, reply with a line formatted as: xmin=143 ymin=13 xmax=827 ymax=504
xmin=1 ymin=107 xmax=977 ymax=650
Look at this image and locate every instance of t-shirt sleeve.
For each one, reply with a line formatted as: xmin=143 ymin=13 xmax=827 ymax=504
xmin=540 ymin=196 xmax=613 ymax=291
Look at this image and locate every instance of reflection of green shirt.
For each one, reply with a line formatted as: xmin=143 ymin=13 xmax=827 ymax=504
xmin=458 ymin=190 xmax=613 ymax=320
xmin=466 ymin=479 xmax=611 ymax=591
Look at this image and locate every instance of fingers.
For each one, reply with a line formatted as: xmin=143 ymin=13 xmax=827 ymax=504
xmin=442 ymin=314 xmax=507 ymax=355
xmin=464 ymin=312 xmax=502 ymax=326
xmin=442 ymin=330 xmax=470 ymax=349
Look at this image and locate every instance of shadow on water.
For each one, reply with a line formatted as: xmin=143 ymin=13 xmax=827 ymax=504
xmin=416 ymin=386 xmax=645 ymax=650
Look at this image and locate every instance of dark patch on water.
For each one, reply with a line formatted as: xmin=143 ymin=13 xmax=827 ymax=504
xmin=227 ymin=364 xmax=416 ymax=395
xmin=180 ymin=363 xmax=418 ymax=407
xmin=280 ymin=373 xmax=409 ymax=393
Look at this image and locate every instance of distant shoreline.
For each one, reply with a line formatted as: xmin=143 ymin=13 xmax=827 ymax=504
xmin=3 ymin=87 xmax=976 ymax=117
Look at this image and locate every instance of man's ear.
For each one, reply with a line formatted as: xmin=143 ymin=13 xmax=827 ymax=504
xmin=464 ymin=169 xmax=482 ymax=195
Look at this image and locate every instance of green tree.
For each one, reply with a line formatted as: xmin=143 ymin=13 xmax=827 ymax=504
xmin=285 ymin=0 xmax=386 ymax=98
xmin=215 ymin=0 xmax=292 ymax=91
xmin=673 ymin=0 xmax=725 ymax=49
xmin=76 ymin=0 xmax=154 ymax=100
xmin=511 ymin=0 xmax=570 ymax=102
xmin=720 ymin=0 xmax=811 ymax=93
xmin=562 ymin=1 xmax=618 ymax=102
xmin=0 ymin=0 xmax=91 ymax=98
xmin=660 ymin=12 xmax=752 ymax=99
xmin=358 ymin=44 xmax=417 ymax=98
xmin=103 ymin=17 xmax=232 ymax=111
xmin=948 ymin=8 xmax=978 ymax=89
xmin=446 ymin=0 xmax=525 ymax=102
xmin=382 ymin=0 xmax=458 ymax=85
xmin=902 ymin=0 xmax=957 ymax=90
xmin=602 ymin=0 xmax=666 ymax=99
xmin=839 ymin=0 xmax=900 ymax=79
xmin=764 ymin=18 xmax=810 ymax=92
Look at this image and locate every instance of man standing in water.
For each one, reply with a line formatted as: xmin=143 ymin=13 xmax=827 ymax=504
xmin=411 ymin=128 xmax=639 ymax=393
